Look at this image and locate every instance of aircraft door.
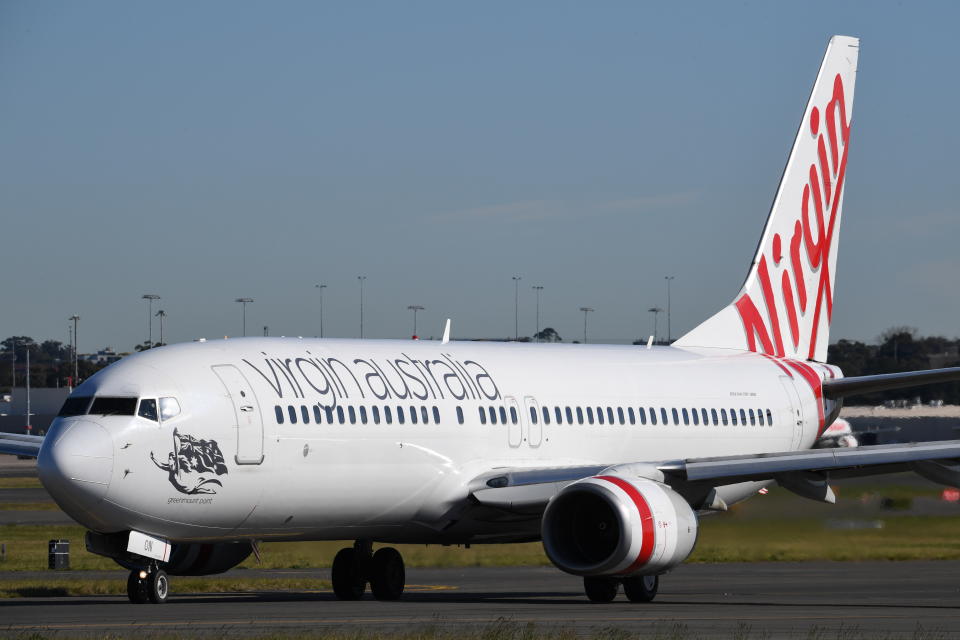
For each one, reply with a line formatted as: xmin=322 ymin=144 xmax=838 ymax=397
xmin=779 ymin=376 xmax=805 ymax=449
xmin=524 ymin=396 xmax=542 ymax=448
xmin=212 ymin=365 xmax=264 ymax=465
xmin=505 ymin=396 xmax=523 ymax=448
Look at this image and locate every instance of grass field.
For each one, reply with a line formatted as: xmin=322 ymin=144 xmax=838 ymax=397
xmin=2 ymin=483 xmax=960 ymax=572
xmin=0 ymin=576 xmax=331 ymax=598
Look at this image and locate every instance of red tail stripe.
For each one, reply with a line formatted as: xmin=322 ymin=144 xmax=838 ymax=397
xmin=594 ymin=475 xmax=655 ymax=574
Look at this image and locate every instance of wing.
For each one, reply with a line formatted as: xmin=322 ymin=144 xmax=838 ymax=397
xmin=822 ymin=366 xmax=960 ymax=398
xmin=0 ymin=432 xmax=44 ymax=458
xmin=470 ymin=440 xmax=960 ymax=513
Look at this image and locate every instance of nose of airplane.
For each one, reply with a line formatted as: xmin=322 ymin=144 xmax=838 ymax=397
xmin=38 ymin=419 xmax=114 ymax=513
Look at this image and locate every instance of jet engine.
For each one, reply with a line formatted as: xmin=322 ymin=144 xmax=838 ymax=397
xmin=163 ymin=542 xmax=253 ymax=576
xmin=541 ymin=475 xmax=698 ymax=577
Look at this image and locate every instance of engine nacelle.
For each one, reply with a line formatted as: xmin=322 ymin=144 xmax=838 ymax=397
xmin=541 ymin=475 xmax=698 ymax=577
xmin=163 ymin=542 xmax=253 ymax=576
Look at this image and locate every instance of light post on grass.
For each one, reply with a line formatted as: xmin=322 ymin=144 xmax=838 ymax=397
xmin=407 ymin=305 xmax=424 ymax=338
xmin=141 ymin=294 xmax=160 ymax=347
xmin=235 ymin=298 xmax=254 ymax=337
xmin=579 ymin=307 xmax=594 ymax=344
xmin=315 ymin=283 xmax=327 ymax=338
xmin=532 ymin=285 xmax=544 ymax=342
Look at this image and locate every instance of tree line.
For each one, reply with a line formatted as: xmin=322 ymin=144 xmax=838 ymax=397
xmin=3 ymin=328 xmax=959 ymax=403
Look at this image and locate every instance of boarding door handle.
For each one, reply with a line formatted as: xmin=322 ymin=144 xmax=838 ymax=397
xmin=240 ymin=405 xmax=254 ymax=412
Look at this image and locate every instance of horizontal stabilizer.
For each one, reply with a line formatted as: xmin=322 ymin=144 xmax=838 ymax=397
xmin=822 ymin=367 xmax=960 ymax=399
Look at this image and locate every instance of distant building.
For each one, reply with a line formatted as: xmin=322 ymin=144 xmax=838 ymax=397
xmin=82 ymin=347 xmax=123 ymax=365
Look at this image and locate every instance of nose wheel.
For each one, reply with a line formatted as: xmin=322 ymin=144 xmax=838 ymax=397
xmin=331 ymin=540 xmax=406 ymax=601
xmin=127 ymin=567 xmax=169 ymax=604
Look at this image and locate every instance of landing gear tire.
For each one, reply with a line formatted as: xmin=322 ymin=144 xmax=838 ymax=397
xmin=126 ymin=570 xmax=148 ymax=604
xmin=332 ymin=547 xmax=366 ymax=600
xmin=370 ymin=547 xmax=405 ymax=601
xmin=623 ymin=574 xmax=658 ymax=603
xmin=148 ymin=569 xmax=169 ymax=604
xmin=583 ymin=576 xmax=619 ymax=603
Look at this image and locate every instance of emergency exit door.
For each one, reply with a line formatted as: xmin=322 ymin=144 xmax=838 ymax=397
xmin=212 ymin=365 xmax=264 ymax=464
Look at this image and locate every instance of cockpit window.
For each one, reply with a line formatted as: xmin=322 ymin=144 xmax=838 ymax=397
xmin=89 ymin=397 xmax=137 ymax=416
xmin=58 ymin=396 xmax=93 ymax=417
xmin=159 ymin=397 xmax=181 ymax=421
xmin=138 ymin=399 xmax=158 ymax=421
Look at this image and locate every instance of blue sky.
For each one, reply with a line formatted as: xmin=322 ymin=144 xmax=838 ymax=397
xmin=1 ymin=1 xmax=958 ymax=351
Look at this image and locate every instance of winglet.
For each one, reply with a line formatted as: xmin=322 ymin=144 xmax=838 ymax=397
xmin=441 ymin=319 xmax=451 ymax=345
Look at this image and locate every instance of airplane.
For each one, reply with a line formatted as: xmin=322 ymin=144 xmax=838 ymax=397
xmin=814 ymin=417 xmax=858 ymax=448
xmin=5 ymin=34 xmax=960 ymax=606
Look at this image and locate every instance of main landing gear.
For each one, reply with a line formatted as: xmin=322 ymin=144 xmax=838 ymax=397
xmin=331 ymin=540 xmax=406 ymax=601
xmin=127 ymin=565 xmax=169 ymax=604
xmin=583 ymin=574 xmax=659 ymax=603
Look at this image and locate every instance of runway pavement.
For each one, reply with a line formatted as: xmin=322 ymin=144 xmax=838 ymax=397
xmin=2 ymin=561 xmax=960 ymax=638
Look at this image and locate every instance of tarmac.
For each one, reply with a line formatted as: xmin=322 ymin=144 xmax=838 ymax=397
xmin=2 ymin=561 xmax=960 ymax=638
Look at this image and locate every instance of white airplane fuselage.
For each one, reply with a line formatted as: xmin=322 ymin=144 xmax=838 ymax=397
xmin=38 ymin=337 xmax=838 ymax=544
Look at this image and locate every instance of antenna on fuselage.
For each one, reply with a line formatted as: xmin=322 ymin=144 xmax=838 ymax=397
xmin=441 ymin=319 xmax=451 ymax=345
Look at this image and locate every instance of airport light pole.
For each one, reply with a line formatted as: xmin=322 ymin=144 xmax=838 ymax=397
xmin=69 ymin=315 xmax=80 ymax=384
xmin=9 ymin=338 xmax=14 ymax=391
xmin=648 ymin=307 xmax=663 ymax=343
xmin=141 ymin=294 xmax=160 ymax=347
xmin=579 ymin=307 xmax=594 ymax=344
xmin=664 ymin=276 xmax=675 ymax=342
xmin=155 ymin=310 xmax=166 ymax=346
xmin=358 ymin=276 xmax=366 ymax=339
xmin=532 ymin=285 xmax=544 ymax=341
xmin=407 ymin=305 xmax=424 ymax=337
xmin=25 ymin=348 xmax=30 ymax=431
xmin=235 ymin=298 xmax=254 ymax=337
xmin=315 ymin=283 xmax=327 ymax=338
xmin=512 ymin=276 xmax=522 ymax=340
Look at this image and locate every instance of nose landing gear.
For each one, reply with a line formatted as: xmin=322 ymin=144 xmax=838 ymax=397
xmin=126 ymin=565 xmax=169 ymax=604
xmin=331 ymin=540 xmax=406 ymax=601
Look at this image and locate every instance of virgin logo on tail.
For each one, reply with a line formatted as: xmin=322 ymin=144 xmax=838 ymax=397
xmin=736 ymin=74 xmax=851 ymax=360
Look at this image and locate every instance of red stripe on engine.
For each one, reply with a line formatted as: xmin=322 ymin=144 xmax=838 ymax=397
xmin=595 ymin=475 xmax=655 ymax=574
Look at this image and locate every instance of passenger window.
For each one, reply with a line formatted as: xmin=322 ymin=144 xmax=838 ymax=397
xmin=337 ymin=406 xmax=345 ymax=424
xmin=456 ymin=406 xmax=464 ymax=424
xmin=138 ymin=399 xmax=158 ymax=421
xmin=159 ymin=397 xmax=181 ymax=421
xmin=274 ymin=405 xmax=283 ymax=424
xmin=638 ymin=407 xmax=647 ymax=425
xmin=542 ymin=407 xmax=550 ymax=425
xmin=730 ymin=409 xmax=738 ymax=426
xmin=360 ymin=406 xmax=369 ymax=424
xmin=701 ymin=408 xmax=709 ymax=425
xmin=757 ymin=409 xmax=764 ymax=426
xmin=384 ymin=406 xmax=393 ymax=424
xmin=555 ymin=407 xmax=563 ymax=424
xmin=766 ymin=409 xmax=773 ymax=426
xmin=489 ymin=407 xmax=497 ymax=424
xmin=566 ymin=407 xmax=574 ymax=423
xmin=479 ymin=407 xmax=487 ymax=424
xmin=628 ymin=407 xmax=635 ymax=425
xmin=499 ymin=406 xmax=507 ymax=424
xmin=410 ymin=406 xmax=418 ymax=424
xmin=682 ymin=408 xmax=689 ymax=425
xmin=747 ymin=409 xmax=754 ymax=426
xmin=740 ymin=409 xmax=747 ymax=425
xmin=576 ymin=407 xmax=584 ymax=424
xmin=617 ymin=407 xmax=624 ymax=425
xmin=288 ymin=406 xmax=298 ymax=424
xmin=530 ymin=407 xmax=538 ymax=424
xmin=711 ymin=408 xmax=718 ymax=425
xmin=325 ymin=406 xmax=334 ymax=423
xmin=660 ymin=408 xmax=668 ymax=424
xmin=421 ymin=406 xmax=429 ymax=424
xmin=433 ymin=406 xmax=440 ymax=423
xmin=372 ymin=406 xmax=381 ymax=424
xmin=348 ymin=406 xmax=357 ymax=424
xmin=396 ymin=406 xmax=405 ymax=424
xmin=314 ymin=405 xmax=323 ymax=423
xmin=691 ymin=408 xmax=699 ymax=426
xmin=595 ymin=407 xmax=603 ymax=425
xmin=721 ymin=408 xmax=728 ymax=425
xmin=607 ymin=407 xmax=615 ymax=424
xmin=508 ymin=406 xmax=516 ymax=424
xmin=301 ymin=406 xmax=310 ymax=424
xmin=586 ymin=407 xmax=594 ymax=425
xmin=649 ymin=407 xmax=656 ymax=425
xmin=672 ymin=408 xmax=679 ymax=425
